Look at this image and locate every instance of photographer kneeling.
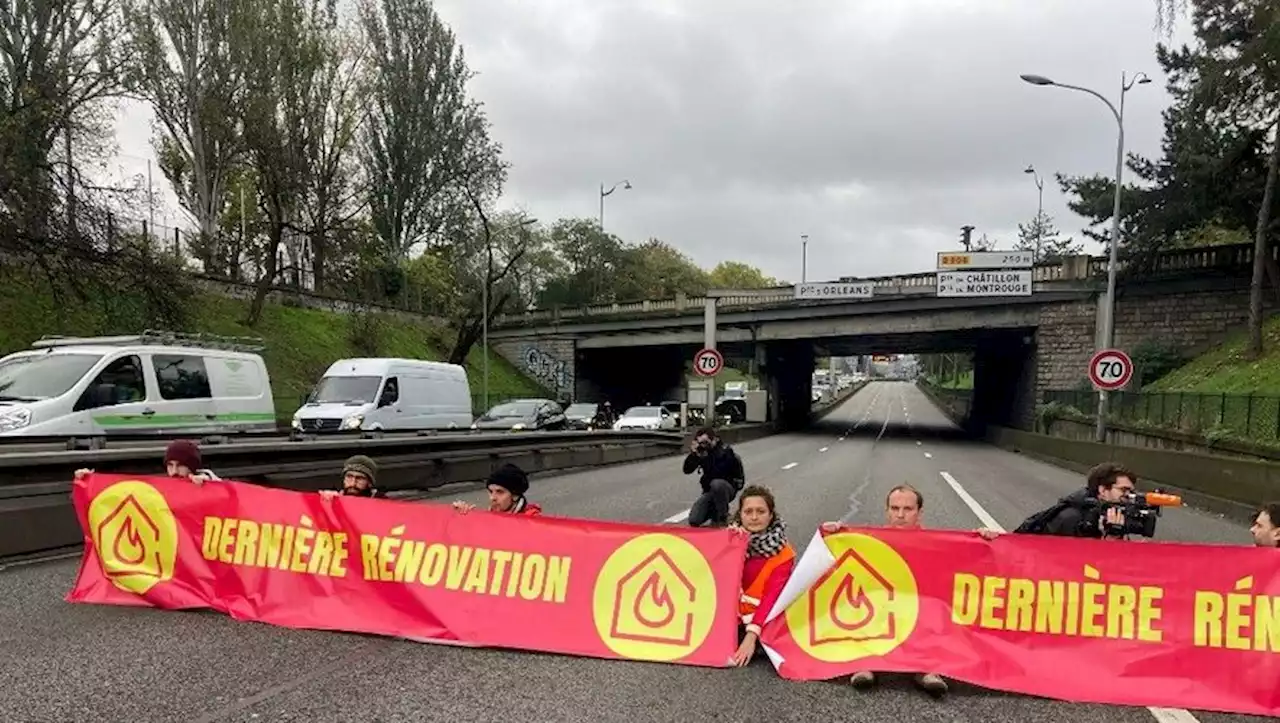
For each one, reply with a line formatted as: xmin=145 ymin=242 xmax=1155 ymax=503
xmin=682 ymin=426 xmax=745 ymax=527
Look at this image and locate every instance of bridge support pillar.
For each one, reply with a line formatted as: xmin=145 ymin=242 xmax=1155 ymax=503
xmin=970 ymin=333 xmax=1038 ymax=433
xmin=761 ymin=340 xmax=814 ymax=430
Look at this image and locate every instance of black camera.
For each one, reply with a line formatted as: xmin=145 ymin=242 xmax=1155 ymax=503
xmin=1083 ymin=490 xmax=1183 ymax=538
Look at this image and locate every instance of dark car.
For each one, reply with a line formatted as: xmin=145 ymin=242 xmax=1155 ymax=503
xmin=472 ymin=398 xmax=566 ymax=431
xmin=563 ymin=402 xmax=612 ymax=430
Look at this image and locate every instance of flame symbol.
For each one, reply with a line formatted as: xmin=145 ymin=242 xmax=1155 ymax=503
xmin=112 ymin=513 xmax=147 ymax=566
xmin=632 ymin=572 xmax=676 ymax=628
xmin=830 ymin=574 xmax=875 ymax=631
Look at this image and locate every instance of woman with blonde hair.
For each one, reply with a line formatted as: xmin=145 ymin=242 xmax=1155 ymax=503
xmin=729 ymin=485 xmax=795 ymax=666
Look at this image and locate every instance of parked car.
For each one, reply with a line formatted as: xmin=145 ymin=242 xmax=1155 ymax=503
xmin=564 ymin=401 xmax=612 ymax=430
xmin=613 ymin=405 xmax=678 ymax=431
xmin=472 ymin=398 xmax=566 ymax=431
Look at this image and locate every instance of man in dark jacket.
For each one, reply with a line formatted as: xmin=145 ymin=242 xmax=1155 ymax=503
xmin=682 ymin=426 xmax=745 ymax=527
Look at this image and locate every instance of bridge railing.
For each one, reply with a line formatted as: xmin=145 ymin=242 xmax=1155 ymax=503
xmin=496 ymin=241 xmax=1265 ymax=325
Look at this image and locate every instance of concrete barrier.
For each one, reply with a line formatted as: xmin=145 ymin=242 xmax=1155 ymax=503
xmin=987 ymin=426 xmax=1277 ymax=524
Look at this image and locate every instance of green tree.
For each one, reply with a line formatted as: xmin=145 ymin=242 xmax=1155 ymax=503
xmin=708 ymin=261 xmax=777 ymax=288
xmin=1015 ymin=211 xmax=1082 ymax=261
xmin=358 ymin=0 xmax=503 ymax=260
xmin=613 ymin=239 xmax=709 ymax=301
xmin=124 ymin=0 xmax=247 ymax=275
xmin=537 ymin=218 xmax=626 ymax=306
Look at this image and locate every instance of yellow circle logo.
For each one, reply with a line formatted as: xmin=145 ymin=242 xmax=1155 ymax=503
xmin=786 ymin=531 xmax=918 ymax=663
xmin=86 ymin=481 xmax=179 ymax=595
xmin=592 ymin=533 xmax=717 ymax=662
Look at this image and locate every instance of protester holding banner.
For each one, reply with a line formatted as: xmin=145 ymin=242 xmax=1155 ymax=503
xmin=73 ymin=439 xmax=219 ymax=486
xmin=730 ymin=485 xmax=795 ymax=667
xmin=318 ymin=455 xmax=384 ymax=499
xmin=1252 ymin=502 xmax=1280 ymax=547
xmin=452 ymin=463 xmax=542 ymax=516
xmin=822 ymin=484 xmax=948 ymax=697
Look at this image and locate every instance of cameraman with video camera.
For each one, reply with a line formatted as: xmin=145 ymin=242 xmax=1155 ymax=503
xmin=682 ymin=426 xmax=745 ymax=527
xmin=1004 ymin=462 xmax=1178 ymax=540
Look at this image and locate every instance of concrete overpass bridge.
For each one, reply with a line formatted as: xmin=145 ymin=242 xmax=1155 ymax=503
xmin=489 ymin=243 xmax=1276 ymax=430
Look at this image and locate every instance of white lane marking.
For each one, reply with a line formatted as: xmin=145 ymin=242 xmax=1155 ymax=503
xmin=781 ymin=462 xmax=799 ymax=470
xmin=924 ymin=452 xmax=932 ymax=459
xmin=937 ymin=470 xmax=1202 ymax=723
xmin=664 ymin=510 xmax=690 ymax=523
xmin=916 ymin=441 xmax=922 ymax=446
xmin=819 ymin=447 xmax=829 ymax=453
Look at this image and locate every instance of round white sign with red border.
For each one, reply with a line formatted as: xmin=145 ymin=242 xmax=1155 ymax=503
xmin=693 ymin=347 xmax=724 ymax=377
xmin=1088 ymin=348 xmax=1133 ymax=391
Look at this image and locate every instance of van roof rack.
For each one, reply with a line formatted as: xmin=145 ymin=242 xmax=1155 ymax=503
xmin=32 ymin=329 xmax=267 ymax=353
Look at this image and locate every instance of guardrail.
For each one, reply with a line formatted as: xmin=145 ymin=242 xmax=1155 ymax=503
xmin=0 ymin=424 xmax=781 ymax=561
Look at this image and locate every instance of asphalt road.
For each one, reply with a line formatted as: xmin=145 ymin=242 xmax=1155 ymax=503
xmin=0 ymin=382 xmax=1265 ymax=723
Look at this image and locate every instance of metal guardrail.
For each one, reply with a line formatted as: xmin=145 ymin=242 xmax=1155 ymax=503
xmin=0 ymin=428 xmax=721 ymax=560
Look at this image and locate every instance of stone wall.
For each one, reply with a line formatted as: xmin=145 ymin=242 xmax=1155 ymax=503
xmin=490 ymin=337 xmax=576 ymax=400
xmin=1037 ymin=282 xmax=1274 ymax=392
xmin=194 ymin=276 xmax=449 ymax=326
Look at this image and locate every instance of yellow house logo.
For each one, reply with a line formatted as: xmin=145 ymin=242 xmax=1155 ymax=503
xmin=592 ymin=533 xmax=716 ymax=662
xmin=87 ymin=481 xmax=179 ymax=595
xmin=787 ymin=532 xmax=919 ymax=663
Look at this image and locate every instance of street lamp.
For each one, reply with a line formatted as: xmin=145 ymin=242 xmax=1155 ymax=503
xmin=1024 ymin=164 xmax=1044 ymax=262
xmin=599 ymin=180 xmax=632 ymax=230
xmin=483 ymin=215 xmax=539 ymax=412
xmin=1020 ymin=70 xmax=1151 ymax=442
xmin=801 ymin=234 xmax=809 ymax=283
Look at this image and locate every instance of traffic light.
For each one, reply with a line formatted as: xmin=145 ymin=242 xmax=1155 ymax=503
xmin=960 ymin=225 xmax=975 ymax=251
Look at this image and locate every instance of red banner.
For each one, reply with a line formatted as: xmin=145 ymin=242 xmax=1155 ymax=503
xmin=759 ymin=526 xmax=1280 ymax=717
xmin=67 ymin=474 xmax=747 ymax=667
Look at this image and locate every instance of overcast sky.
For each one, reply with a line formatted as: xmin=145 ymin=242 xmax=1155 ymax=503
xmin=113 ymin=0 xmax=1191 ymax=285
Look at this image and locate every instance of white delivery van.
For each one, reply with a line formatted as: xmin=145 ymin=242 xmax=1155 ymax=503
xmin=0 ymin=331 xmax=276 ymax=437
xmin=292 ymin=358 xmax=471 ymax=433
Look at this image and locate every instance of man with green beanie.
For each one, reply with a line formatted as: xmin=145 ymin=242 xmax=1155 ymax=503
xmin=320 ymin=455 xmax=384 ymax=499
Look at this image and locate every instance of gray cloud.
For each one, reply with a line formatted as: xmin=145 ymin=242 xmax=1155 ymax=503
xmin=106 ymin=0 xmax=1186 ymax=284
xmin=435 ymin=0 xmax=1182 ymax=282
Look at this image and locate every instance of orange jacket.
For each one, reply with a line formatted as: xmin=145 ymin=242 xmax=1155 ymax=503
xmin=739 ymin=544 xmax=796 ymax=629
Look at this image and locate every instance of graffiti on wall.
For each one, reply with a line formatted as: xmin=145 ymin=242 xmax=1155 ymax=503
xmin=522 ymin=346 xmax=571 ymax=394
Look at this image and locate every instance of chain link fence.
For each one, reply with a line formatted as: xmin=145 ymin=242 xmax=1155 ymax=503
xmin=1042 ymin=389 xmax=1280 ymax=443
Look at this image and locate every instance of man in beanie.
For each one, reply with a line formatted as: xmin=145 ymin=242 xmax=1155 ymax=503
xmin=73 ymin=438 xmax=219 ymax=485
xmin=320 ymin=455 xmax=384 ymax=499
xmin=452 ymin=463 xmax=541 ymax=516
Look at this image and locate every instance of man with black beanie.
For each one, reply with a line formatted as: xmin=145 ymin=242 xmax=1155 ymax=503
xmin=452 ymin=463 xmax=542 ymax=516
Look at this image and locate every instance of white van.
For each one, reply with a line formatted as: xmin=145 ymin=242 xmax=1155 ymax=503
xmin=0 ymin=332 xmax=276 ymax=437
xmin=292 ymin=358 xmax=471 ymax=433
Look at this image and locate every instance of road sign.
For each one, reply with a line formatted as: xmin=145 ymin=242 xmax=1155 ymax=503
xmin=936 ymin=250 xmax=1034 ymax=270
xmin=936 ymin=269 xmax=1032 ymax=297
xmin=794 ymin=282 xmax=874 ymax=300
xmin=1089 ymin=349 xmax=1133 ymax=391
xmin=693 ymin=347 xmax=724 ymax=377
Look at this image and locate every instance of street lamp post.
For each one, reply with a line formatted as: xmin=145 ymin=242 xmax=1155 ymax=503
xmin=599 ymin=180 xmax=632 ymax=230
xmin=801 ymin=234 xmax=809 ymax=282
xmin=1024 ymin=164 xmax=1044 ymax=262
xmin=1021 ymin=71 xmax=1150 ymax=443
xmin=482 ymin=216 xmax=539 ymax=412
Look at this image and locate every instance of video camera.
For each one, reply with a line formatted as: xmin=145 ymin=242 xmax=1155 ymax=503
xmin=1083 ymin=490 xmax=1183 ymax=538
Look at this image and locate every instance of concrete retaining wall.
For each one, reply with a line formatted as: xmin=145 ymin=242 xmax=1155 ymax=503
xmin=987 ymin=426 xmax=1278 ymax=524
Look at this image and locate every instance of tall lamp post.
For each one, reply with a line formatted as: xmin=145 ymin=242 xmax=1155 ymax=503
xmin=801 ymin=234 xmax=809 ymax=282
xmin=599 ymin=180 xmax=632 ymax=230
xmin=1021 ymin=71 xmax=1150 ymax=443
xmin=1024 ymin=164 xmax=1044 ymax=262
xmin=483 ymin=215 xmax=539 ymax=412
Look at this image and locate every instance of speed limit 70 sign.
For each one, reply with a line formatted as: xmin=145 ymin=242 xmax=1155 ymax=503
xmin=1089 ymin=348 xmax=1133 ymax=391
xmin=693 ymin=347 xmax=724 ymax=377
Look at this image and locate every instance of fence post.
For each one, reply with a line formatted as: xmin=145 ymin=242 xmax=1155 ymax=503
xmin=1246 ymin=393 xmax=1254 ymax=437
xmin=1220 ymin=393 xmax=1226 ymax=427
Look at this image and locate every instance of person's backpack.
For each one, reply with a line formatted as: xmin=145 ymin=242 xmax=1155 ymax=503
xmin=1013 ymin=498 xmax=1073 ymax=534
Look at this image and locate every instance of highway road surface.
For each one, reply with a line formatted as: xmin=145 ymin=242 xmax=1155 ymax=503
xmin=0 ymin=382 xmax=1265 ymax=723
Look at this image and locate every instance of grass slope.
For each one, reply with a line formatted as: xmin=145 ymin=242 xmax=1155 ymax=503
xmin=1146 ymin=315 xmax=1280 ymax=395
xmin=0 ymin=274 xmax=549 ymax=422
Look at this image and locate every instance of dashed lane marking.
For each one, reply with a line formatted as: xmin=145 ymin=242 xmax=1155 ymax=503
xmin=819 ymin=447 xmax=829 ymax=453
xmin=781 ymin=462 xmax=799 ymax=470
xmin=664 ymin=509 xmax=691 ymax=524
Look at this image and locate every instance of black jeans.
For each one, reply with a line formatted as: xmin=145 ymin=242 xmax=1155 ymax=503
xmin=689 ymin=478 xmax=737 ymax=527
